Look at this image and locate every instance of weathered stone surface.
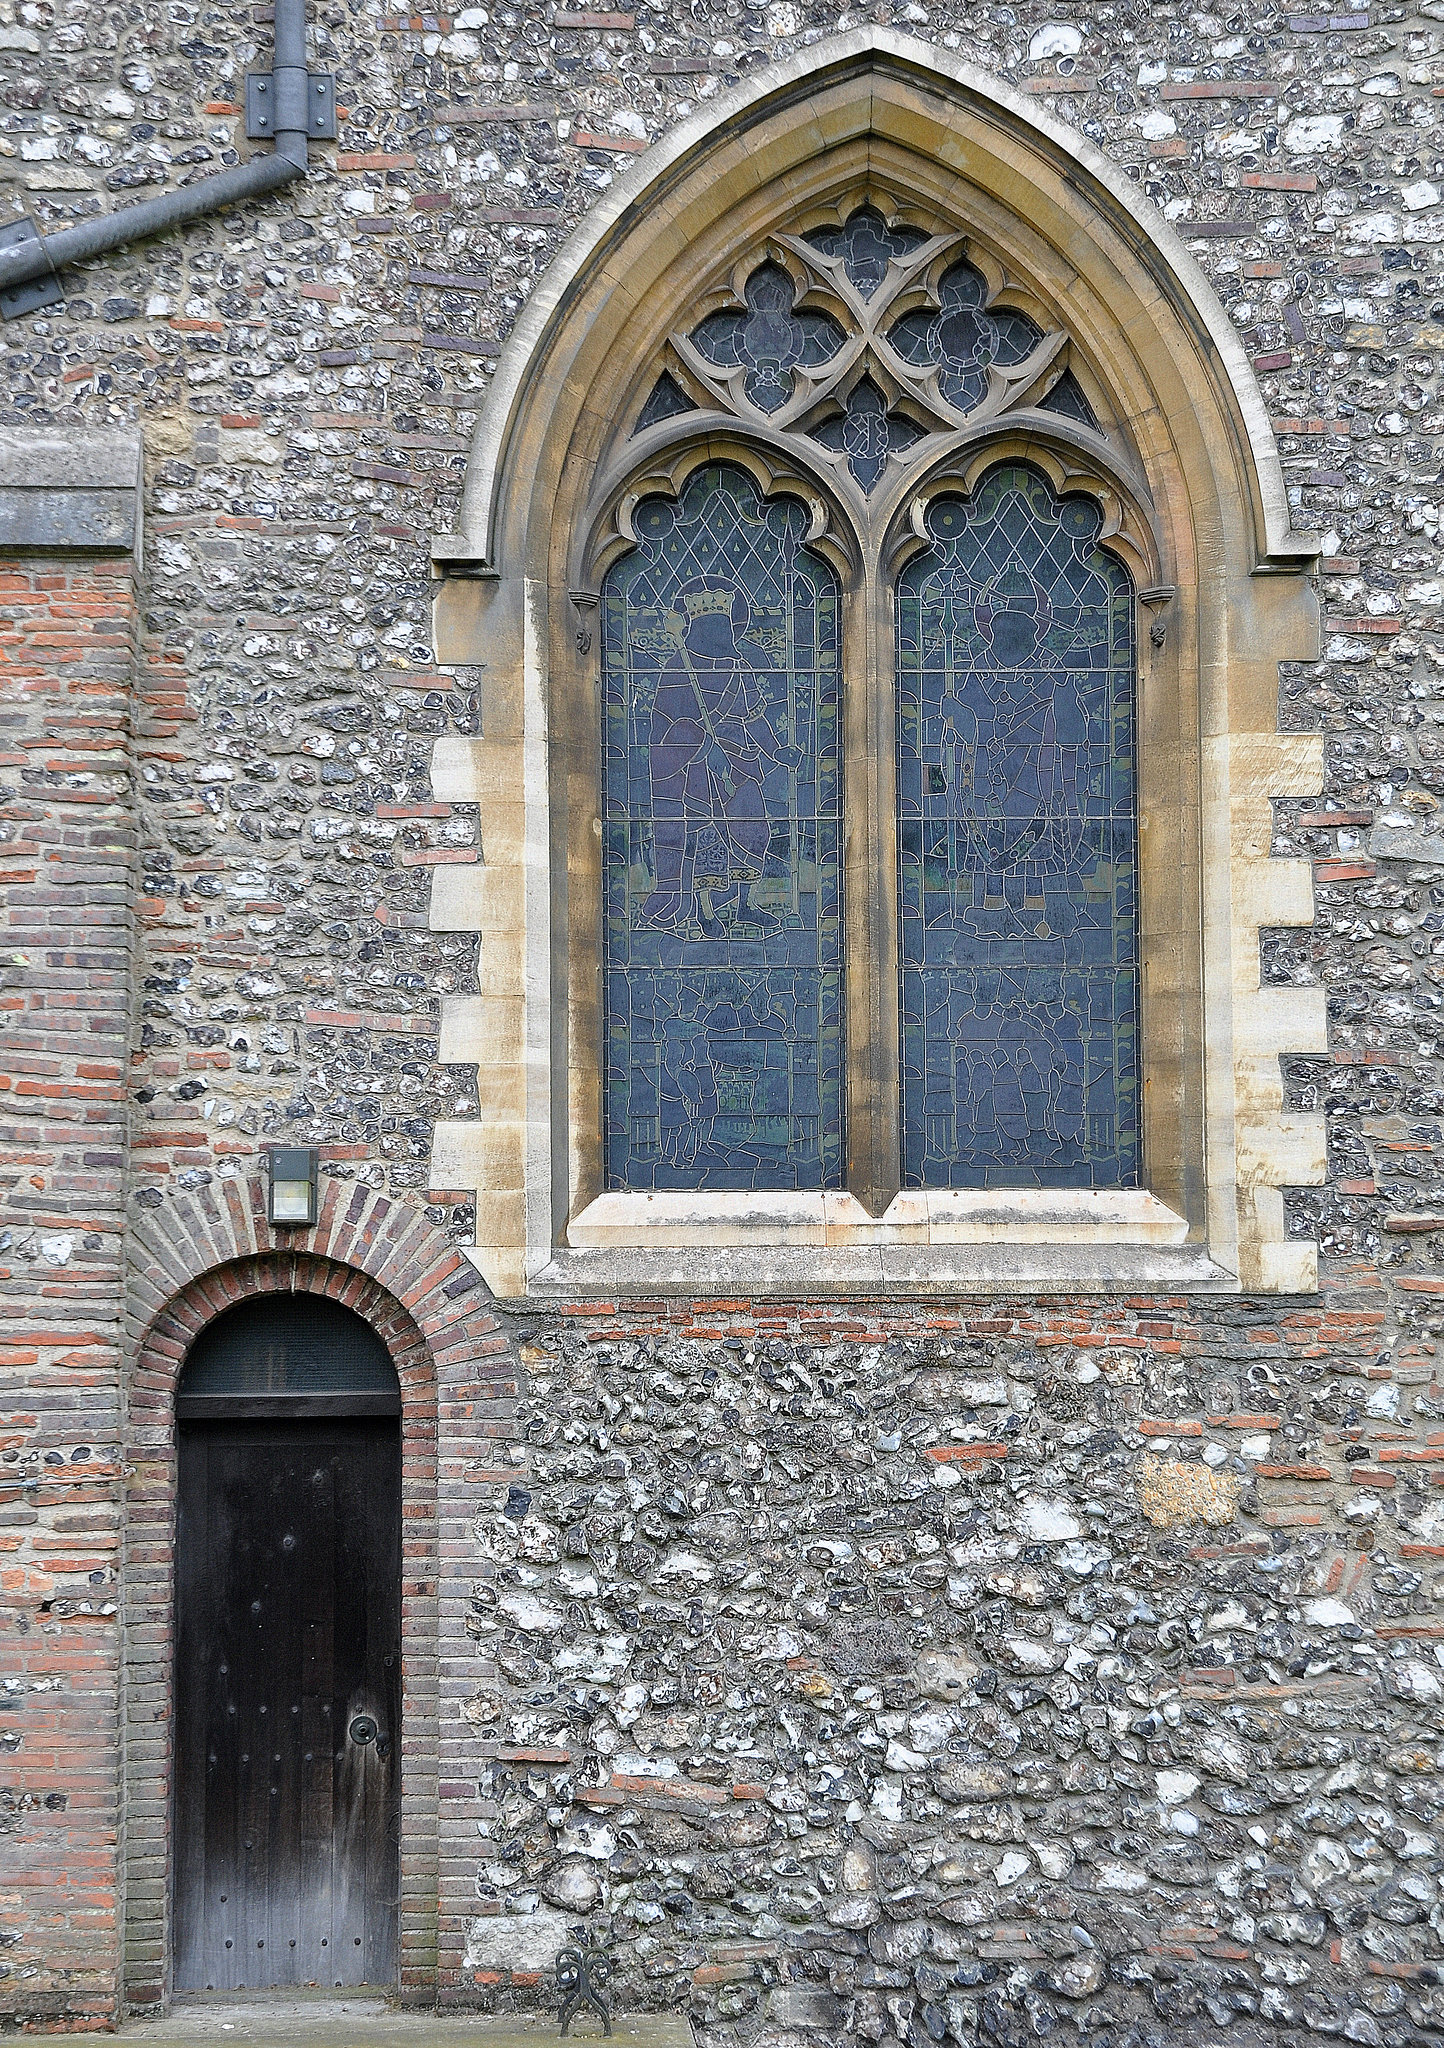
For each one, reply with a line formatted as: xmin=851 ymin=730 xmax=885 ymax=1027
xmin=1136 ymin=1455 xmax=1241 ymax=1528
xmin=463 ymin=1908 xmax=575 ymax=1973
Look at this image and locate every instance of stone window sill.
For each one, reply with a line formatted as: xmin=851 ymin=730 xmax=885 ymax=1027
xmin=516 ymin=1189 xmax=1234 ymax=1296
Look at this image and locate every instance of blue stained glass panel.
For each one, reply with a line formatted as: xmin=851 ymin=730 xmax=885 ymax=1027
xmin=602 ymin=464 xmax=844 ymax=1190
xmin=805 ymin=205 xmax=928 ymax=297
xmin=810 ymin=377 xmax=923 ymax=493
xmin=888 ymin=260 xmax=1043 ymax=415
xmin=691 ymin=263 xmax=845 ymax=417
xmin=896 ymin=463 xmax=1139 ymax=1189
xmin=1040 ymin=368 xmax=1100 ymax=430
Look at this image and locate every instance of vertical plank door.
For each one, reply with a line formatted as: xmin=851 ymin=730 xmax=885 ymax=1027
xmin=174 ymin=1419 xmax=400 ymax=1991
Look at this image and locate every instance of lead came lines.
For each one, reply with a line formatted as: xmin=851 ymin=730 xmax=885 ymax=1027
xmin=611 ymin=208 xmax=1135 ymax=1193
xmin=601 ymin=464 xmax=843 ymax=1191
xmin=896 ymin=464 xmax=1140 ymax=1189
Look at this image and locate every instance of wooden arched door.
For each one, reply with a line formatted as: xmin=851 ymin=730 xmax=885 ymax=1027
xmin=173 ymin=1295 xmax=401 ymax=1992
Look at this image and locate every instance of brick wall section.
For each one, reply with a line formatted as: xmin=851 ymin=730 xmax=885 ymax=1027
xmin=0 ymin=557 xmax=137 ymax=2024
xmin=121 ymin=1183 xmax=510 ymax=2013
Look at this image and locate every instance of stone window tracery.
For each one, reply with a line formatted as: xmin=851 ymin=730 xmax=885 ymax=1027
xmin=597 ymin=201 xmax=1145 ymax=1194
xmin=429 ymin=44 xmax=1328 ymax=1295
xmin=659 ymin=205 xmax=1085 ymax=503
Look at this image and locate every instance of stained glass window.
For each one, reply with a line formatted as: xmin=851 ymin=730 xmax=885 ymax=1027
xmin=691 ymin=263 xmax=845 ymax=416
xmin=810 ymin=377 xmax=923 ymax=493
xmin=888 ymin=260 xmax=1043 ymax=415
xmin=606 ymin=213 xmax=1135 ymax=1203
xmin=896 ymin=463 xmax=1139 ymax=1189
xmin=602 ymin=463 xmax=844 ymax=1190
xmin=636 ymin=371 xmax=697 ymax=432
xmin=1040 ymin=369 xmax=1099 ymax=430
xmin=805 ymin=205 xmax=928 ymax=297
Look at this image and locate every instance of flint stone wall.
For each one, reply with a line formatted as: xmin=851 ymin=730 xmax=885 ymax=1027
xmin=452 ymin=1280 xmax=1444 ymax=2048
xmin=6 ymin=0 xmax=1444 ymax=2037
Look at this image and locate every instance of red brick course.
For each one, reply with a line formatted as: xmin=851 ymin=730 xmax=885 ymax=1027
xmin=0 ymin=556 xmax=137 ymax=2029
xmin=4 ymin=637 xmax=517 ymax=2019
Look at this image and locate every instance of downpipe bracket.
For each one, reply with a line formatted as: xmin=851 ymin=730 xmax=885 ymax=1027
xmin=0 ymin=0 xmax=324 ymax=318
xmin=246 ymin=67 xmax=336 ymax=141
xmin=0 ymin=218 xmax=62 ymax=319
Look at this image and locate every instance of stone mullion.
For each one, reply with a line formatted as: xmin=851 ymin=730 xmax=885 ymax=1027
xmin=843 ymin=539 xmax=902 ymax=1215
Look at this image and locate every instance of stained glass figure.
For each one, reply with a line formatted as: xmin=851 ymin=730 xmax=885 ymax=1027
xmin=806 ymin=204 xmax=928 ymax=298
xmin=888 ymin=259 xmax=1043 ymax=414
xmin=691 ymin=262 xmax=845 ymax=416
xmin=810 ymin=377 xmax=923 ymax=492
xmin=602 ymin=463 xmax=843 ymax=1190
xmin=896 ymin=463 xmax=1139 ymax=1189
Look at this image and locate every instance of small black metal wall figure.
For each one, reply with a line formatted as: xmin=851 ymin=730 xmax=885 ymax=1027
xmin=556 ymin=1923 xmax=613 ymax=2037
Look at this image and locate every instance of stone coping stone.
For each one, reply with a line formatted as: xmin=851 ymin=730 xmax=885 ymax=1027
xmin=0 ymin=425 xmax=142 ymax=553
xmin=119 ymin=2001 xmax=692 ymax=2048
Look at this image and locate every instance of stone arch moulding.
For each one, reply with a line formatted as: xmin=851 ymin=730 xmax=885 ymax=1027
xmin=121 ymin=1182 xmax=500 ymax=2012
xmin=427 ymin=27 xmax=1329 ymax=1300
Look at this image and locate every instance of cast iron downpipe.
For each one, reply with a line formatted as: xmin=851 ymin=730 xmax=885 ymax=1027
xmin=0 ymin=0 xmax=314 ymax=306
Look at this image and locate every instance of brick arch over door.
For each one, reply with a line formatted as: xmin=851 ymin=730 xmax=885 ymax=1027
xmin=122 ymin=1184 xmax=505 ymax=2013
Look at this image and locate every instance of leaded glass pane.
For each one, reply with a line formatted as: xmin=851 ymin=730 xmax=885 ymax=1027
xmin=896 ymin=464 xmax=1139 ymax=1189
xmin=691 ymin=263 xmax=845 ymax=416
xmin=1040 ymin=369 xmax=1100 ymax=430
xmin=887 ymin=261 xmax=1043 ymax=415
xmin=805 ymin=205 xmax=928 ymax=297
xmin=602 ymin=463 xmax=843 ymax=1190
xmin=810 ymin=377 xmax=923 ymax=493
xmin=636 ymin=371 xmax=697 ymax=432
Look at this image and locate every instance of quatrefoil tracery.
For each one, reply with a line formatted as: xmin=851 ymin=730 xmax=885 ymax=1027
xmin=656 ymin=204 xmax=1098 ymax=498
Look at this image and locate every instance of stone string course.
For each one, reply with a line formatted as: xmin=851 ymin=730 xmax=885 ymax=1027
xmin=5 ymin=0 xmax=1444 ymax=2040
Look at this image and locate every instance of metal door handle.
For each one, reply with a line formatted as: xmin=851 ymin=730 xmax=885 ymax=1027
xmin=348 ymin=1714 xmax=378 ymax=1745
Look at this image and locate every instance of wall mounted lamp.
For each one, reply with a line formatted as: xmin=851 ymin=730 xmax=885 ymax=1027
xmin=267 ymin=1147 xmax=318 ymax=1227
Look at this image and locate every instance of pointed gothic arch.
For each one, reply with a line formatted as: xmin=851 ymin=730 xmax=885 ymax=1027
xmin=428 ymin=29 xmax=1328 ymax=1297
